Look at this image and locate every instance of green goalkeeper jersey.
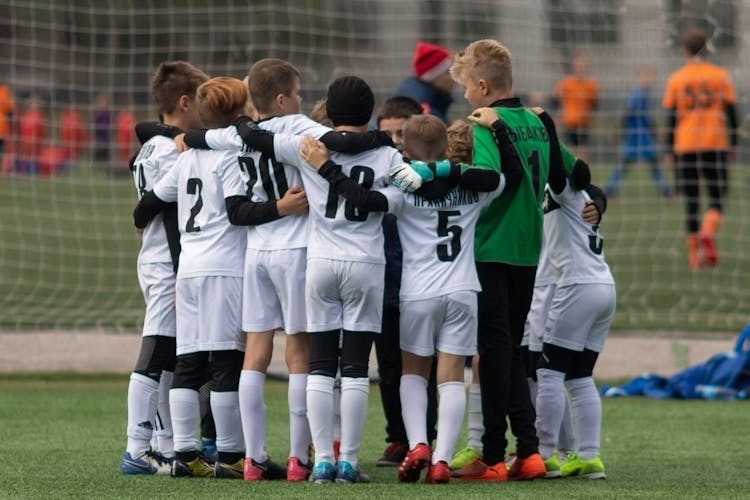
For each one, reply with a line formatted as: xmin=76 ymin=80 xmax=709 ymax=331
xmin=472 ymin=98 xmax=576 ymax=265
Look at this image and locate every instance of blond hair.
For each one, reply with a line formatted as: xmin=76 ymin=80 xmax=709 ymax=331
xmin=196 ymin=77 xmax=248 ymax=128
xmin=446 ymin=120 xmax=473 ymax=164
xmin=402 ymin=114 xmax=448 ymax=162
xmin=450 ymin=39 xmax=513 ymax=93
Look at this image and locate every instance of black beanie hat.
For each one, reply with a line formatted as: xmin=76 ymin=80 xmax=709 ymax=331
xmin=325 ymin=76 xmax=374 ymax=127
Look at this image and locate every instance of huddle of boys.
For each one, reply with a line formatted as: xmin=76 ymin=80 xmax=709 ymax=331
xmin=123 ymin=37 xmax=612 ymax=485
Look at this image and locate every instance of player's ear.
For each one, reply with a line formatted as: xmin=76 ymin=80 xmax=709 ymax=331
xmin=177 ymin=94 xmax=190 ymax=111
xmin=275 ymin=93 xmax=286 ymax=109
xmin=478 ymin=78 xmax=489 ymax=96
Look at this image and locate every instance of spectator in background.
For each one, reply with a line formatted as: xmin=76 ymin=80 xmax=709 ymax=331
xmin=605 ymin=65 xmax=671 ymax=198
xmin=116 ymin=108 xmax=137 ymax=164
xmin=37 ymin=106 xmax=87 ymax=177
xmin=0 ymin=82 xmax=14 ymax=165
xmin=15 ymin=95 xmax=46 ymax=174
xmin=663 ymin=27 xmax=738 ymax=270
xmin=60 ymin=106 xmax=87 ymax=162
xmin=395 ymin=41 xmax=455 ymax=123
xmin=92 ymin=93 xmax=113 ymax=163
xmin=554 ymin=53 xmax=599 ymax=161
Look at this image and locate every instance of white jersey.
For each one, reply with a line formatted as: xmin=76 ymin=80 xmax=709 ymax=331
xmin=534 ymin=235 xmax=558 ymax=287
xmin=131 ymin=135 xmax=179 ymax=264
xmin=153 ymin=148 xmax=247 ymax=279
xmin=391 ymin=181 xmax=505 ymax=301
xmin=543 ymin=181 xmax=614 ymax=287
xmin=204 ymin=115 xmax=331 ymax=250
xmin=273 ymin=133 xmax=403 ymax=264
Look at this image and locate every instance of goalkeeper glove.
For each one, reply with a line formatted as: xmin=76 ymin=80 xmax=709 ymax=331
xmin=390 ymin=162 xmax=423 ymax=192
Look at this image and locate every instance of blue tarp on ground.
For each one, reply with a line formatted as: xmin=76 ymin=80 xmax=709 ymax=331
xmin=601 ymin=324 xmax=750 ymax=400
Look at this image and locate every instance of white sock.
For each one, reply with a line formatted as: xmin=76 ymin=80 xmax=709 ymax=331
xmin=400 ymin=374 xmax=428 ymax=449
xmin=211 ymin=390 xmax=244 ymax=454
xmin=155 ymin=370 xmax=174 ymax=457
xmin=170 ymin=388 xmax=200 ymax=453
xmin=288 ymin=373 xmax=311 ymax=462
xmin=307 ymin=374 xmax=335 ymax=464
xmin=558 ymin=392 xmax=576 ymax=456
xmin=332 ymin=374 xmax=342 ymax=442
xmin=432 ymin=381 xmax=466 ymax=464
xmin=535 ymin=368 xmax=566 ymax=460
xmin=238 ymin=370 xmax=266 ymax=461
xmin=126 ymin=373 xmax=159 ymax=457
xmin=467 ymin=383 xmax=483 ymax=452
xmin=565 ymin=377 xmax=601 ymax=460
xmin=339 ymin=377 xmax=369 ymax=467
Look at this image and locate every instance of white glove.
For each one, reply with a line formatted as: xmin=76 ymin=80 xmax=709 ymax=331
xmin=389 ymin=162 xmax=423 ymax=192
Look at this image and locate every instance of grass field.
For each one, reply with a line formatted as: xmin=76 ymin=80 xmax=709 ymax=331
xmin=1 ymin=161 xmax=749 ymax=333
xmin=0 ymin=374 xmax=748 ymax=499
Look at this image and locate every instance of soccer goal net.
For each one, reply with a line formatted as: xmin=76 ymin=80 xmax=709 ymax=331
xmin=0 ymin=1 xmax=748 ymax=333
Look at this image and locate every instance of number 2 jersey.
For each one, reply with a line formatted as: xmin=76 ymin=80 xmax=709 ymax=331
xmin=390 ymin=180 xmax=506 ymax=301
xmin=131 ymin=135 xmax=179 ymax=265
xmin=152 ymin=148 xmax=247 ymax=278
xmin=203 ymin=114 xmax=331 ymax=251
xmin=542 ymin=180 xmax=613 ymax=287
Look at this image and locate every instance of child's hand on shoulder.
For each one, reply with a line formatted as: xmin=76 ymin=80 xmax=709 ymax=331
xmin=300 ymin=135 xmax=329 ymax=170
xmin=467 ymin=107 xmax=500 ymax=128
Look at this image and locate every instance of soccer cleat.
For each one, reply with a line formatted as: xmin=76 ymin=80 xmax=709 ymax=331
xmin=335 ymin=460 xmax=370 ymax=483
xmin=451 ymin=459 xmax=508 ymax=482
xmin=686 ymin=235 xmax=700 ymax=270
xmin=171 ymin=453 xmax=214 ymax=477
xmin=425 ymin=460 xmax=451 ymax=484
xmin=243 ymin=457 xmax=287 ymax=481
xmin=376 ymin=441 xmax=408 ymax=467
xmin=449 ymin=446 xmax=481 ymax=470
xmin=699 ymin=234 xmax=718 ymax=266
xmin=310 ymin=461 xmax=336 ymax=484
xmin=398 ymin=443 xmax=431 ymax=483
xmin=286 ymin=457 xmax=312 ymax=482
xmin=560 ymin=453 xmax=606 ymax=479
xmin=508 ymin=452 xmax=547 ymax=480
xmin=120 ymin=450 xmax=172 ymax=475
xmin=214 ymin=458 xmax=244 ymax=479
xmin=543 ymin=454 xmax=562 ymax=478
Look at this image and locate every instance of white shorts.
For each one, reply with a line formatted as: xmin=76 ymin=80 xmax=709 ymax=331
xmin=544 ymin=283 xmax=616 ymax=353
xmin=305 ymin=258 xmax=384 ymax=333
xmin=138 ymin=262 xmax=177 ymax=338
xmin=242 ymin=247 xmax=307 ymax=334
xmin=522 ymin=284 xmax=556 ymax=353
xmin=176 ymin=276 xmax=245 ymax=355
xmin=400 ymin=291 xmax=477 ymax=357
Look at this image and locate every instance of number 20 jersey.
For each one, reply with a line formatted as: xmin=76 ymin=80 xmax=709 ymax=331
xmin=390 ymin=181 xmax=505 ymax=301
xmin=205 ymin=114 xmax=331 ymax=251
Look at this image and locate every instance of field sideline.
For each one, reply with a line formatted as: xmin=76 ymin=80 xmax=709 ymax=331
xmin=0 ymin=375 xmax=748 ymax=500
